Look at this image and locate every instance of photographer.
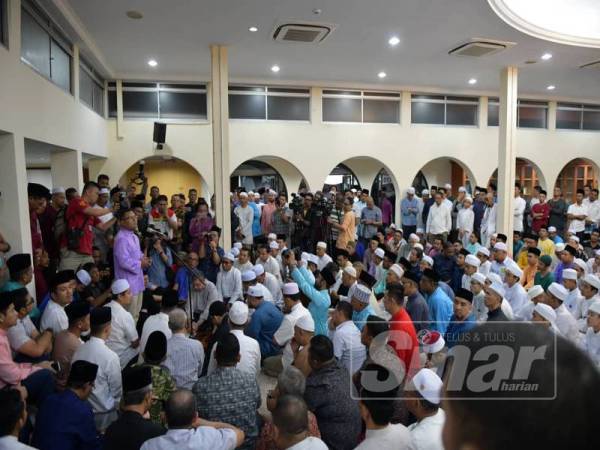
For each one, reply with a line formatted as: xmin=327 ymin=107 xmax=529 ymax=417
xmin=293 ymin=193 xmax=326 ymax=252
xmin=271 ymin=193 xmax=292 ymax=244
xmin=146 ymin=233 xmax=173 ymax=289
xmin=198 ymin=229 xmax=224 ymax=284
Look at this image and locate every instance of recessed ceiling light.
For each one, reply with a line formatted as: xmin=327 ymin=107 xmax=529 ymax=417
xmin=312 ymin=8 xmax=322 ymax=15
xmin=541 ymin=53 xmax=553 ymax=60
xmin=148 ymin=59 xmax=157 ymax=67
xmin=271 ymin=65 xmax=280 ymax=73
xmin=248 ymin=26 xmax=258 ymax=32
xmin=378 ymin=71 xmax=387 ymax=79
xmin=468 ymin=78 xmax=477 ymax=85
xmin=126 ymin=10 xmax=143 ymax=20
xmin=388 ymin=36 xmax=400 ymax=46
xmin=547 ymin=85 xmax=556 ymax=90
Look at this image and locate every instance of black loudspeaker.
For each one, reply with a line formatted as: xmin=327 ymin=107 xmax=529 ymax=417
xmin=153 ymin=122 xmax=167 ymax=149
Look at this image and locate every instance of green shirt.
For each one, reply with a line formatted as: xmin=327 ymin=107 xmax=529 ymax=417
xmin=534 ymin=271 xmax=554 ymax=291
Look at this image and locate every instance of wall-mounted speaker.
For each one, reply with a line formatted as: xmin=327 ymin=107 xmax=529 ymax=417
xmin=153 ymin=122 xmax=167 ymax=149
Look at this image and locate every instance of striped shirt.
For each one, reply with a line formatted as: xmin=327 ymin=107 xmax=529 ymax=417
xmin=164 ymin=333 xmax=204 ymax=389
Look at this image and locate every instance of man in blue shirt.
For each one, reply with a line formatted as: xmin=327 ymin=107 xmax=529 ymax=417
xmin=419 ymin=268 xmax=453 ymax=334
xmin=33 ymin=360 xmax=101 ymax=450
xmin=401 ymin=188 xmax=419 ymax=237
xmin=444 ymin=288 xmax=476 ymax=348
xmin=246 ymin=285 xmax=283 ymax=357
xmin=350 ymin=284 xmax=374 ymax=331
xmin=433 ymin=241 xmax=457 ymax=284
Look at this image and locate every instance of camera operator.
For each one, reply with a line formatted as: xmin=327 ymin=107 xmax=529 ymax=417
xmin=327 ymin=194 xmax=345 ymax=249
xmin=293 ymin=193 xmax=318 ymax=252
xmin=198 ymin=228 xmax=224 ymax=284
xmin=145 ymin=233 xmax=173 ymax=289
xmin=272 ymin=193 xmax=292 ymax=244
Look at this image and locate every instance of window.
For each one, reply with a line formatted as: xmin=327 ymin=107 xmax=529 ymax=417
xmin=488 ymin=98 xmax=499 ymax=126
xmin=556 ymin=103 xmax=600 ymax=131
xmin=1 ymin=0 xmax=8 ymax=48
xmin=322 ymin=90 xmax=400 ymax=123
xmin=229 ymin=86 xmax=310 ymax=121
xmin=411 ymin=94 xmax=478 ymax=126
xmin=108 ymin=82 xmax=207 ymax=120
xmin=517 ymin=100 xmax=547 ymax=128
xmin=20 ymin=1 xmax=72 ymax=92
xmin=79 ymin=58 xmax=104 ymax=116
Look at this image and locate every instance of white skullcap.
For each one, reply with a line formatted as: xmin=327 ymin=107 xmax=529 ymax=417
xmin=411 ymin=368 xmax=443 ymax=405
xmin=486 ymin=273 xmax=502 ymax=285
xmin=374 ymin=248 xmax=385 ymax=259
xmin=389 ymin=264 xmax=404 ymax=279
xmin=268 ymin=233 xmax=277 ymax=240
xmin=493 ymin=242 xmax=508 ymax=252
xmin=416 ymin=228 xmax=424 ymax=234
xmin=352 ymin=284 xmax=372 ymax=304
xmin=471 ymin=272 xmax=486 ymax=285
xmin=238 ymin=192 xmax=248 ymax=198
xmin=487 ymin=282 xmax=505 ymax=298
xmin=422 ymin=255 xmax=434 ymax=267
xmin=229 ymin=301 xmax=249 ymax=325
xmin=547 ymin=282 xmax=568 ymax=301
xmin=76 ymin=270 xmax=91 ymax=287
xmin=444 ymin=183 xmax=452 ymax=190
xmin=295 ymin=314 xmax=315 ymax=332
xmin=492 ymin=233 xmax=498 ymax=239
xmin=527 ymin=285 xmax=544 ymax=300
xmin=307 ymin=254 xmax=319 ymax=266
xmin=389 ymin=223 xmax=398 ymax=230
xmin=52 ymin=186 xmax=66 ymax=194
xmin=458 ymin=186 xmax=466 ymax=193
xmin=570 ymin=235 xmax=580 ymax=243
xmin=420 ymin=330 xmax=446 ymax=354
xmin=477 ymin=247 xmax=490 ymax=257
xmin=343 ymin=266 xmax=357 ymax=278
xmin=223 ymin=252 xmax=235 ymax=262
xmin=111 ymin=279 xmax=130 ymax=295
xmin=98 ymin=188 xmax=110 ymax=195
xmin=548 ymin=226 xmax=557 ymax=233
xmin=252 ymin=265 xmax=265 ymax=276
xmin=231 ymin=247 xmax=240 ymax=257
xmin=407 ymin=187 xmax=415 ymax=195
xmin=351 ymin=188 xmax=357 ymax=193
xmin=248 ymin=190 xmax=255 ymax=195
xmin=573 ymin=258 xmax=587 ymax=272
xmin=421 ymin=189 xmax=430 ymax=195
xmin=233 ymin=242 xmax=243 ymax=250
xmin=583 ymin=274 xmax=600 ymax=291
xmin=414 ymin=243 xmax=424 ymax=251
xmin=242 ymin=270 xmax=256 ymax=282
xmin=534 ymin=303 xmax=557 ymax=323
xmin=589 ymin=301 xmax=600 ymax=315
xmin=301 ymin=252 xmax=309 ymax=262
xmin=269 ymin=241 xmax=279 ymax=250
xmin=283 ymin=282 xmax=300 ymax=296
xmin=268 ymin=189 xmax=277 ymax=196
xmin=562 ymin=268 xmax=578 ymax=281
xmin=316 ymin=241 xmax=327 ymax=249
xmin=247 ymin=285 xmax=263 ymax=298
xmin=505 ymin=262 xmax=523 ymax=278
xmin=465 ymin=254 xmax=480 ymax=267
xmin=463 ymin=196 xmax=473 ymax=203
xmin=409 ymin=233 xmax=419 ymax=242
xmin=555 ymin=243 xmax=566 ymax=252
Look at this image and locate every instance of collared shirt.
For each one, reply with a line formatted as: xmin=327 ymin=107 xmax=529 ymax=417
xmin=106 ymin=300 xmax=139 ymax=368
xmin=72 ymin=336 xmax=122 ymax=414
xmin=188 ymin=281 xmax=222 ymax=323
xmin=207 ymin=329 xmax=261 ymax=376
xmin=7 ymin=316 xmax=37 ymax=352
xmin=52 ymin=330 xmax=82 ymax=388
xmin=584 ymin=327 xmax=600 ymax=368
xmin=361 ymin=206 xmax=383 ymax=239
xmin=32 ymin=389 xmax=101 ymax=450
xmin=355 ymin=424 xmax=412 ymax=450
xmin=444 ymin=314 xmax=477 ymax=348
xmin=292 ymin=267 xmax=331 ymax=336
xmin=426 ymin=203 xmax=451 ymax=235
xmin=40 ymin=300 xmax=68 ymax=334
xmin=407 ymin=408 xmax=445 ymax=450
xmin=568 ymin=203 xmax=588 ymax=233
xmin=262 ymin=272 xmax=283 ymax=307
xmin=0 ymin=329 xmax=39 ymax=388
xmin=140 ymin=313 xmax=172 ymax=355
xmin=503 ymin=282 xmax=528 ymax=313
xmin=274 ymin=303 xmax=310 ymax=368
xmin=554 ymin=304 xmax=580 ymax=343
xmin=105 ymin=410 xmax=166 ymax=450
xmin=193 ymin=366 xmax=261 ymax=448
xmin=246 ymin=300 xmax=284 ymax=358
xmin=258 ymin=256 xmax=281 ymax=282
xmin=141 ymin=427 xmax=237 ymax=450
xmin=216 ymin=267 xmax=243 ymax=302
xmin=330 ymin=320 xmax=366 ymax=374
xmin=352 ymin=304 xmax=374 ymax=331
xmin=425 ymin=287 xmax=453 ymax=333
xmin=164 ymin=333 xmax=204 ymax=389
xmin=113 ymin=229 xmax=145 ymax=295
xmin=406 ymin=292 xmax=430 ymax=333
xmin=513 ymin=196 xmax=526 ymax=232
xmin=234 ymin=205 xmax=254 ymax=245
xmin=0 ymin=435 xmax=36 ymax=449
xmin=287 ymin=437 xmax=328 ymax=450
xmin=401 ymin=197 xmax=419 ymax=227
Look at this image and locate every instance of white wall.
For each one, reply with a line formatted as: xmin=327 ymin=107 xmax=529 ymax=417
xmin=419 ymin=159 xmax=453 ymax=189
xmin=26 ymin=168 xmax=52 ymax=188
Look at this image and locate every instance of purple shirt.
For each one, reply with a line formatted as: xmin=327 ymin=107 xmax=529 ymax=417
xmin=113 ymin=229 xmax=145 ymax=295
xmin=381 ymin=198 xmax=393 ymax=226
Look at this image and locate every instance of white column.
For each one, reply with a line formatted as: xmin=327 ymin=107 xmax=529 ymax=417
xmin=210 ymin=45 xmax=231 ymax=249
xmin=496 ymin=67 xmax=518 ymax=251
xmin=479 ymin=96 xmax=488 ymax=128
xmin=401 ymin=91 xmax=411 ymax=127
xmin=72 ymin=45 xmax=80 ymax=100
xmin=116 ymin=80 xmax=124 ymax=139
xmin=50 ymin=150 xmax=84 ymax=192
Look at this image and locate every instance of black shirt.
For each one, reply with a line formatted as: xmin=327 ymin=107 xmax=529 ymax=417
xmin=103 ymin=410 xmax=165 ymax=450
xmin=487 ymin=306 xmax=509 ymax=322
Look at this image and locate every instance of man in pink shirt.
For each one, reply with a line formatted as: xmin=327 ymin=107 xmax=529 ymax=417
xmin=261 ymin=190 xmax=278 ymax=235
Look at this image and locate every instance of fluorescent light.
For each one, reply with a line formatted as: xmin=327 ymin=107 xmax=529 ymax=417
xmin=378 ymin=71 xmax=387 ymax=79
xmin=248 ymin=26 xmax=258 ymax=32
xmin=388 ymin=36 xmax=400 ymax=46
xmin=547 ymin=85 xmax=556 ymax=90
xmin=271 ymin=65 xmax=280 ymax=73
xmin=468 ymin=78 xmax=477 ymax=85
xmin=541 ymin=53 xmax=553 ymax=60
xmin=147 ymin=59 xmax=157 ymax=67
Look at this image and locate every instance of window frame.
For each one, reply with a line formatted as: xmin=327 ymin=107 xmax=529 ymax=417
xmin=516 ymin=99 xmax=548 ymax=129
xmin=556 ymin=103 xmax=600 ymax=131
xmin=321 ymin=89 xmax=401 ymax=124
xmin=229 ymin=85 xmax=311 ymax=122
xmin=411 ymin=94 xmax=479 ymax=127
xmin=79 ymin=56 xmax=105 ymax=117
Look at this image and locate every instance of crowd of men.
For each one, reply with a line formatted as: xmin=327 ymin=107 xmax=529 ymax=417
xmin=0 ymin=174 xmax=598 ymax=450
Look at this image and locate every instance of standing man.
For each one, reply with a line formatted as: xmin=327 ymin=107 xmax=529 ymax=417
xmin=426 ymin=193 xmax=451 ymax=243
xmin=233 ymin=192 xmax=253 ymax=246
xmin=513 ymin=183 xmax=526 ymax=235
xmin=114 ymin=209 xmax=149 ymax=321
xmin=260 ymin=190 xmax=278 ymax=236
xmin=568 ymin=189 xmax=589 ymax=241
xmin=548 ymin=186 xmax=569 ymax=237
xmin=401 ymin=187 xmax=419 ymax=238
xmin=480 ymin=192 xmax=497 ymax=248
xmin=360 ymin=197 xmax=383 ymax=247
xmin=272 ymin=193 xmax=292 ymax=244
xmin=329 ymin=197 xmax=356 ymax=252
xmin=531 ymin=189 xmax=551 ymax=235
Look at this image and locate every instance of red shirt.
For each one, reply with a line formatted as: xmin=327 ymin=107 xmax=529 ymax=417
xmin=531 ymin=202 xmax=550 ymax=233
xmin=29 ymin=210 xmax=43 ymax=253
xmin=388 ymin=308 xmax=421 ymax=376
xmin=61 ymin=198 xmax=100 ymax=255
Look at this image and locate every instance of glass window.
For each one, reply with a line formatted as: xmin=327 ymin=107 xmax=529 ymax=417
xmin=446 ymin=103 xmax=478 ymax=125
xmin=79 ymin=67 xmax=94 ymax=107
xmin=50 ymin=39 xmax=70 ymax=92
xmin=159 ymin=91 xmax=207 ymax=119
xmin=363 ymin=99 xmax=399 ymax=123
xmin=122 ymin=91 xmax=158 ymax=118
xmin=267 ymin=96 xmax=310 ymax=121
xmin=322 ymin=97 xmax=362 ymax=122
xmin=20 ymin=9 xmax=50 ymax=78
xmin=229 ymin=94 xmax=266 ymax=119
xmin=92 ymin=82 xmax=104 ymax=116
xmin=556 ymin=108 xmax=582 ymax=129
xmin=411 ymin=94 xmax=478 ymax=125
xmin=518 ymin=102 xmax=547 ymax=128
xmin=488 ymin=103 xmax=499 ymax=126
xmin=108 ymin=89 xmax=117 ymax=118
xmin=583 ymin=110 xmax=600 ymax=130
xmin=411 ymin=101 xmax=444 ymax=124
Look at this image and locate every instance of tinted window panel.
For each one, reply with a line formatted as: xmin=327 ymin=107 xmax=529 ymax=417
xmin=556 ymin=109 xmax=581 ymax=129
xmin=446 ymin=103 xmax=477 ymax=125
xmin=229 ymin=94 xmax=266 ymax=119
xmin=108 ymin=90 xmax=117 ymax=118
xmin=518 ymin=106 xmax=547 ymax=128
xmin=583 ymin=111 xmax=600 ymax=130
xmin=322 ymin=97 xmax=361 ymax=122
xmin=50 ymin=39 xmax=70 ymax=92
xmin=322 ymin=90 xmax=360 ymax=96
xmin=92 ymin=82 xmax=104 ymax=116
xmin=412 ymin=94 xmax=444 ymax=101
xmin=159 ymin=91 xmax=207 ymax=119
xmin=267 ymin=96 xmax=310 ymax=121
xmin=363 ymin=99 xmax=399 ymax=123
xmin=488 ymin=103 xmax=499 ymax=126
xmin=79 ymin=67 xmax=94 ymax=107
xmin=21 ymin=10 xmax=50 ymax=77
xmin=123 ymin=91 xmax=158 ymax=118
xmin=411 ymin=101 xmax=444 ymax=124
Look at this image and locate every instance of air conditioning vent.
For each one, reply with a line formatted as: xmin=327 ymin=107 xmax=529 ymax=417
xmin=580 ymin=59 xmax=600 ymax=70
xmin=273 ymin=22 xmax=336 ymax=44
xmin=449 ymin=38 xmax=516 ymax=57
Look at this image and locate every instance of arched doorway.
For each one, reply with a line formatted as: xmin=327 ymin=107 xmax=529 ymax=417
xmin=487 ymin=158 xmax=546 ymax=198
xmin=230 ymin=160 xmax=287 ymax=196
xmin=371 ymin=168 xmax=397 ymax=222
xmin=322 ymin=163 xmax=360 ymax=194
xmin=413 ymin=158 xmax=476 ymax=197
xmin=555 ymin=158 xmax=599 ymax=202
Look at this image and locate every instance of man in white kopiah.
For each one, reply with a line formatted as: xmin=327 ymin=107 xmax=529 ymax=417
xmin=576 ymin=274 xmax=600 ymax=332
xmin=461 ymin=254 xmax=480 ymax=290
xmin=253 ymin=264 xmax=282 ymax=308
xmin=562 ymin=268 xmax=583 ymax=318
xmin=514 ymin=284 xmax=545 ymax=321
xmin=531 ymin=302 xmax=560 ymax=334
xmin=315 ymin=241 xmax=333 ymax=271
xmin=233 ymin=192 xmax=254 ymax=245
xmin=216 ymin=253 xmax=243 ymax=303
xmin=545 ymin=282 xmax=580 ymax=343
xmin=503 ymin=262 xmax=528 ymax=313
xmin=582 ymin=300 xmax=600 ymax=368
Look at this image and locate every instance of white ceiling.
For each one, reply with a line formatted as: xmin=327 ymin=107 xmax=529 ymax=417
xmin=62 ymin=0 xmax=600 ymax=101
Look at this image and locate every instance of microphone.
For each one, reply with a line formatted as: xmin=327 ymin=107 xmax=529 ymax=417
xmin=145 ymin=225 xmax=169 ymax=239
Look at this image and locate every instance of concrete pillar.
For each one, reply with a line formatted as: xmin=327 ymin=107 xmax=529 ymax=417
xmin=0 ymin=133 xmax=32 ymax=255
xmin=496 ymin=67 xmax=518 ymax=251
xmin=401 ymin=91 xmax=411 ymax=127
xmin=311 ymin=87 xmax=322 ymax=124
xmin=210 ymin=45 xmax=231 ymax=249
xmin=50 ymin=150 xmax=83 ymax=192
xmin=548 ymin=101 xmax=557 ymax=131
xmin=479 ymin=96 xmax=488 ymax=128
xmin=116 ymin=80 xmax=124 ymax=139
xmin=72 ymin=45 xmax=80 ymax=100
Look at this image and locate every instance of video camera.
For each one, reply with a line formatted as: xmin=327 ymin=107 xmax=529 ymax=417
xmin=290 ymin=193 xmax=304 ymax=215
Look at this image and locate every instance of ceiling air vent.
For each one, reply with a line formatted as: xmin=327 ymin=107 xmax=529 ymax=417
xmin=449 ymin=38 xmax=516 ymax=57
xmin=273 ymin=22 xmax=336 ymax=44
xmin=580 ymin=59 xmax=600 ymax=70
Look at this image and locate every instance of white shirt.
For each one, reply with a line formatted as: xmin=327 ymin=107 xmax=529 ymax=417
xmin=234 ymin=260 xmax=253 ymax=273
xmin=234 ymin=205 xmax=254 ymax=245
xmin=253 ymin=283 xmax=274 ymax=303
xmin=355 ymin=424 xmax=412 ymax=450
xmin=503 ymin=282 xmax=528 ymax=313
xmin=259 ymin=256 xmax=282 ymax=282
xmin=317 ymin=253 xmax=333 ymax=271
xmin=188 ymin=281 xmax=222 ymax=323
xmin=407 ymin=408 xmax=445 ymax=450
xmin=461 ymin=273 xmax=472 ymax=290
xmin=563 ymin=288 xmax=583 ymax=318
xmin=105 ymin=300 xmax=139 ymax=368
xmin=207 ymin=329 xmax=261 ymax=376
xmin=513 ymin=196 xmax=526 ymax=232
xmin=262 ymin=272 xmax=283 ymax=308
xmin=274 ymin=303 xmax=310 ymax=368
xmin=216 ymin=267 xmax=243 ymax=302
xmin=426 ymin=203 xmax=451 ymax=235
xmin=577 ymin=295 xmax=600 ymax=331
xmin=7 ymin=316 xmax=37 ymax=352
xmin=515 ymin=301 xmax=535 ymax=321
xmin=568 ymin=203 xmax=588 ymax=233
xmin=140 ymin=312 xmax=172 ymax=356
xmin=457 ymin=208 xmax=474 ymax=232
xmin=72 ymin=336 xmax=122 ymax=414
xmin=587 ymin=199 xmax=600 ymax=224
xmin=481 ymin=203 xmax=497 ymax=238
xmin=40 ymin=300 xmax=68 ymax=334
xmin=0 ymin=435 xmax=37 ymax=450
xmin=554 ymin=303 xmax=580 ymax=343
xmin=286 ymin=437 xmax=329 ymax=450
xmin=330 ymin=320 xmax=366 ymax=374
xmin=491 ymin=257 xmax=513 ymax=282
xmin=583 ymin=327 xmax=600 ymax=368
xmin=479 ymin=260 xmax=491 ymax=276
xmin=141 ymin=427 xmax=238 ymax=450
